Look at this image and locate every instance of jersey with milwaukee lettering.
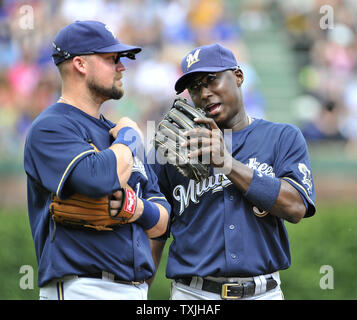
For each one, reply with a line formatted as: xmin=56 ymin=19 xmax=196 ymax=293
xmin=151 ymin=118 xmax=315 ymax=279
xmin=24 ymin=102 xmax=170 ymax=287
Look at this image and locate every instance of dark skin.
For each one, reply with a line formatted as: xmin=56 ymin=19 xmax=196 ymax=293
xmin=183 ymin=68 xmax=306 ymax=223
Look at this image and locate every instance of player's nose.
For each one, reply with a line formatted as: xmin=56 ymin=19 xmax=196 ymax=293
xmin=116 ymin=60 xmax=126 ymax=72
xmin=200 ymin=84 xmax=213 ymax=100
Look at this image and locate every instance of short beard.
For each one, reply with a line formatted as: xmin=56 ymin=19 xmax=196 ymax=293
xmin=87 ymin=79 xmax=124 ymax=101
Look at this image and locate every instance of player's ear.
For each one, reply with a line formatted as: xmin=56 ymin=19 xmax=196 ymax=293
xmin=233 ymin=68 xmax=244 ymax=87
xmin=72 ymin=56 xmax=88 ymax=75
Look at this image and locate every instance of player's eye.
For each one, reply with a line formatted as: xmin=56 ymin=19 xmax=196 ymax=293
xmin=110 ymin=56 xmax=116 ymax=63
xmin=206 ymin=74 xmax=217 ymax=84
xmin=187 ymin=73 xmax=218 ymax=94
xmin=188 ymin=83 xmax=200 ymax=92
xmin=106 ymin=54 xmax=120 ymax=64
xmin=114 ymin=54 xmax=120 ymax=64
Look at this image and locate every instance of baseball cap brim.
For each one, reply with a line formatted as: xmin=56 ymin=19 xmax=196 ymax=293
xmin=94 ymin=43 xmax=142 ymax=56
xmin=175 ymin=66 xmax=231 ymax=94
xmin=52 ymin=42 xmax=142 ymax=65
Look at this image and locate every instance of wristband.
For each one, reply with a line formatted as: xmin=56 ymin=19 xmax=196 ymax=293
xmin=136 ymin=199 xmax=160 ymax=230
xmin=244 ymin=170 xmax=281 ymax=211
xmin=113 ymin=127 xmax=141 ymax=157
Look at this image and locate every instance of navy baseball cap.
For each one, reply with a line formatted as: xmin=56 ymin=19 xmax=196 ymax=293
xmin=52 ymin=20 xmax=142 ymax=65
xmin=175 ymin=43 xmax=238 ymax=94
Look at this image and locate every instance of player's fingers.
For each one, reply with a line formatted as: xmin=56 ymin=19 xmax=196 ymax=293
xmin=187 ymin=145 xmax=212 ymax=158
xmin=110 ymin=117 xmax=144 ymax=141
xmin=157 ymin=127 xmax=186 ymax=144
xmin=109 ymin=127 xmax=118 ymax=138
xmin=183 ymin=130 xmax=223 ymax=146
xmin=112 ymin=190 xmax=123 ymax=201
xmin=194 ymin=117 xmax=219 ymax=130
xmin=188 ymin=145 xmax=226 ymax=167
xmin=184 ymin=127 xmax=211 ymax=138
xmin=110 ymin=199 xmax=122 ymax=209
xmin=184 ymin=127 xmax=222 ymax=141
xmin=183 ymin=137 xmax=211 ymax=149
xmin=187 ymin=148 xmax=202 ymax=159
xmin=110 ymin=199 xmax=123 ymax=217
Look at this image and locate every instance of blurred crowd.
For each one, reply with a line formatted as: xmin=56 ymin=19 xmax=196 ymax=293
xmin=0 ymin=0 xmax=259 ymax=167
xmin=0 ymin=0 xmax=357 ymax=171
xmin=277 ymin=0 xmax=357 ymax=156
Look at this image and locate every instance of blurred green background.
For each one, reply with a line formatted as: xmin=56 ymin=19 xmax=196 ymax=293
xmin=1 ymin=201 xmax=357 ymax=300
xmin=1 ymin=0 xmax=357 ymax=300
xmin=150 ymin=202 xmax=357 ymax=300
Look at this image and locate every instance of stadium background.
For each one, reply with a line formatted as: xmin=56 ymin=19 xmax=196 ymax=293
xmin=0 ymin=0 xmax=356 ymax=300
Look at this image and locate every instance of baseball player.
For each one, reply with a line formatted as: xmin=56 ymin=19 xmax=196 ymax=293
xmin=24 ymin=20 xmax=170 ymax=300
xmin=150 ymin=43 xmax=316 ymax=300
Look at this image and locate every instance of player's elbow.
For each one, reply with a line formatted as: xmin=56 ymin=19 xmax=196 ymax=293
xmin=278 ymin=180 xmax=306 ymax=224
xmin=285 ymin=201 xmax=306 ymax=224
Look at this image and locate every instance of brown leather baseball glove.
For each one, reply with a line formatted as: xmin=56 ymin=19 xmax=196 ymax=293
xmin=49 ymin=186 xmax=137 ymax=232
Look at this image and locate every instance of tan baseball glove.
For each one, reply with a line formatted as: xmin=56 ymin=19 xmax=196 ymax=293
xmin=49 ymin=186 xmax=137 ymax=232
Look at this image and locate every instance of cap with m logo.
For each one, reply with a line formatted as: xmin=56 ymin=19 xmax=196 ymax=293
xmin=186 ymin=49 xmax=201 ymax=69
xmin=175 ymin=43 xmax=238 ymax=94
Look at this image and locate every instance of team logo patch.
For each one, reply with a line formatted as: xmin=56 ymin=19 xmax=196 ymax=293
xmin=105 ymin=25 xmax=116 ymax=39
xmin=298 ymin=163 xmax=313 ymax=195
xmin=186 ymin=49 xmax=201 ymax=69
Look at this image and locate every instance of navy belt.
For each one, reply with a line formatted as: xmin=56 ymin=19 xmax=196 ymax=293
xmin=176 ymin=277 xmax=278 ymax=299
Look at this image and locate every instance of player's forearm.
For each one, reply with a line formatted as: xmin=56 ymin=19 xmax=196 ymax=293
xmin=129 ymin=199 xmax=169 ymax=238
xmin=226 ymin=158 xmax=306 ymax=223
xmin=144 ymin=203 xmax=169 ymax=238
xmin=224 ymin=157 xmax=253 ymax=191
xmin=269 ymin=180 xmax=306 ymax=223
xmin=109 ymin=143 xmax=134 ymax=186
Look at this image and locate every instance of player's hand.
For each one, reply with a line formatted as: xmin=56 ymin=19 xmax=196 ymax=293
xmin=110 ymin=190 xmax=124 ymax=217
xmin=109 ymin=117 xmax=143 ymax=140
xmin=110 ymin=189 xmax=144 ymax=223
xmin=183 ymin=117 xmax=233 ymax=170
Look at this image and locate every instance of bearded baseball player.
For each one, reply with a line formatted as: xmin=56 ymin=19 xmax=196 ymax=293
xmin=150 ymin=43 xmax=316 ymax=300
xmin=24 ymin=20 xmax=170 ymax=300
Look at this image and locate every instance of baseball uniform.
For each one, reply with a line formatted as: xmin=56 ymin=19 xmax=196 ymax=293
xmin=151 ymin=117 xmax=316 ymax=299
xmin=24 ymin=102 xmax=170 ymax=299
